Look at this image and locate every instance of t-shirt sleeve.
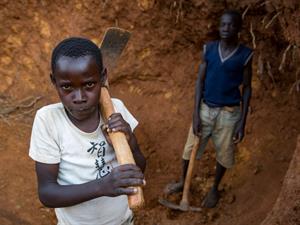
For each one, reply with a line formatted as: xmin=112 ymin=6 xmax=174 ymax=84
xmin=112 ymin=99 xmax=138 ymax=131
xmin=29 ymin=110 xmax=61 ymax=164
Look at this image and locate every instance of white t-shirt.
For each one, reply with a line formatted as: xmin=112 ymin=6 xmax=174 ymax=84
xmin=29 ymin=98 xmax=138 ymax=225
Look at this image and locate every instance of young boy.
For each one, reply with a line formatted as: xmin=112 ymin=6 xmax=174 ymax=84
xmin=29 ymin=37 xmax=146 ymax=225
xmin=164 ymin=10 xmax=253 ymax=208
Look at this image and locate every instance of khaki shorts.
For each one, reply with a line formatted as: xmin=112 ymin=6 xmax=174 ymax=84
xmin=121 ymin=213 xmax=134 ymax=225
xmin=182 ymin=102 xmax=241 ymax=168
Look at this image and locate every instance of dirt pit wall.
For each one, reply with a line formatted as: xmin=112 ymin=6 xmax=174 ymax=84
xmin=260 ymin=135 xmax=300 ymax=225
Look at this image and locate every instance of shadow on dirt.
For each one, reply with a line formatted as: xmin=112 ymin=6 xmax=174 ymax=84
xmin=0 ymin=208 xmax=33 ymax=225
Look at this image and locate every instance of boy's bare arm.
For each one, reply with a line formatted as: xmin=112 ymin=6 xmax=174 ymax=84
xmin=193 ymin=53 xmax=207 ymax=136
xmin=128 ymin=132 xmax=146 ymax=172
xmin=234 ymin=59 xmax=252 ymax=143
xmin=36 ymin=162 xmax=144 ymax=208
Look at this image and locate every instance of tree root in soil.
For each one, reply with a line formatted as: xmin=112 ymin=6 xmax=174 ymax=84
xmin=279 ymin=44 xmax=292 ymax=72
xmin=265 ymin=11 xmax=281 ymax=29
xmin=250 ymin=22 xmax=256 ymax=49
xmin=289 ymin=69 xmax=300 ymax=94
xmin=0 ymin=96 xmax=42 ymax=122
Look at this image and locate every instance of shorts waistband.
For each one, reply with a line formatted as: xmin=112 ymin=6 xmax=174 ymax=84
xmin=202 ymin=100 xmax=240 ymax=112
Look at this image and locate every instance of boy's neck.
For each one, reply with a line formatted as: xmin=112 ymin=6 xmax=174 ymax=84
xmin=65 ymin=106 xmax=101 ymax=133
xmin=220 ymin=38 xmax=239 ymax=49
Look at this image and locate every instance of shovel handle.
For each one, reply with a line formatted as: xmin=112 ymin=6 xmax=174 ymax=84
xmin=100 ymin=87 xmax=144 ymax=209
xmin=181 ymin=136 xmax=200 ymax=204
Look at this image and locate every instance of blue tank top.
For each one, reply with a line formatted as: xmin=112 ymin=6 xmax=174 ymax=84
xmin=203 ymin=41 xmax=253 ymax=107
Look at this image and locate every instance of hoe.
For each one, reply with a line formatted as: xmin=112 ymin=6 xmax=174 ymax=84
xmin=159 ymin=137 xmax=201 ymax=212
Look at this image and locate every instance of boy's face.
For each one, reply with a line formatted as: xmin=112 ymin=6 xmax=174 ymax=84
xmin=219 ymin=14 xmax=240 ymax=40
xmin=51 ymin=55 xmax=105 ymax=121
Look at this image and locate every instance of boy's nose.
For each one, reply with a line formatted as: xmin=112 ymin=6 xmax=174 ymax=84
xmin=223 ymin=24 xmax=230 ymax=31
xmin=73 ymin=89 xmax=87 ymax=104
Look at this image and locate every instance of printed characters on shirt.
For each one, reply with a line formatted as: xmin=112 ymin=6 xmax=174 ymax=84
xmin=86 ymin=140 xmax=113 ymax=179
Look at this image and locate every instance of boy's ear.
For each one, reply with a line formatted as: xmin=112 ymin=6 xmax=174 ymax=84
xmin=100 ymin=68 xmax=108 ymax=87
xmin=50 ymin=73 xmax=56 ymax=85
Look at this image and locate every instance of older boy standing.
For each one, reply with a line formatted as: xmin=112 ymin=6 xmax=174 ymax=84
xmin=164 ymin=10 xmax=253 ymax=208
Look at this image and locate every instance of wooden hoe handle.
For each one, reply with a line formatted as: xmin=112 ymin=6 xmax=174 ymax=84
xmin=180 ymin=137 xmax=200 ymax=206
xmin=100 ymin=87 xmax=145 ymax=209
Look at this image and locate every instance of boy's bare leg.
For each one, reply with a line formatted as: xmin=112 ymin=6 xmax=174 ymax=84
xmin=202 ymin=161 xmax=226 ymax=208
xmin=164 ymin=159 xmax=189 ymax=195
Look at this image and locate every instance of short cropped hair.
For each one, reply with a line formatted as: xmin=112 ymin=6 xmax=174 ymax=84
xmin=222 ymin=10 xmax=243 ymax=30
xmin=51 ymin=37 xmax=103 ymax=73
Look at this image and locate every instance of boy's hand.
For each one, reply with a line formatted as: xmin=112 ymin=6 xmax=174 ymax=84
xmin=233 ymin=122 xmax=245 ymax=144
xmin=99 ymin=164 xmax=145 ymax=197
xmin=101 ymin=113 xmax=132 ymax=145
xmin=192 ymin=112 xmax=202 ymax=137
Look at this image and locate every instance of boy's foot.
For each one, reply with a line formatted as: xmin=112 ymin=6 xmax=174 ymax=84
xmin=202 ymin=188 xmax=220 ymax=208
xmin=163 ymin=181 xmax=184 ymax=195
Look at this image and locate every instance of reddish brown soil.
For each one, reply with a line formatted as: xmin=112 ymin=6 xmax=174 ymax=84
xmin=0 ymin=1 xmax=299 ymax=225
xmin=261 ymin=136 xmax=300 ymax=225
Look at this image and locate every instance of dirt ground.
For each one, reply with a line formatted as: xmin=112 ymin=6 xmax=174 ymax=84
xmin=260 ymin=136 xmax=300 ymax=225
xmin=0 ymin=0 xmax=299 ymax=224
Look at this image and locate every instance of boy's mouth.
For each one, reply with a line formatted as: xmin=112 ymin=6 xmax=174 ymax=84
xmin=77 ymin=107 xmax=90 ymax=111
xmin=73 ymin=107 xmax=92 ymax=114
xmin=220 ymin=31 xmax=230 ymax=36
xmin=68 ymin=106 xmax=92 ymax=115
xmin=65 ymin=104 xmax=98 ymax=118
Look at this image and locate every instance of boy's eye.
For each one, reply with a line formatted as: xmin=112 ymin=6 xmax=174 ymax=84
xmin=61 ymin=84 xmax=72 ymax=90
xmin=85 ymin=82 xmax=95 ymax=88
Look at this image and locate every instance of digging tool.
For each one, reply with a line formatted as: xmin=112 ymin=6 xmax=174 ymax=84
xmin=159 ymin=137 xmax=201 ymax=212
xmin=100 ymin=27 xmax=131 ymax=73
xmin=99 ymin=27 xmax=144 ymax=209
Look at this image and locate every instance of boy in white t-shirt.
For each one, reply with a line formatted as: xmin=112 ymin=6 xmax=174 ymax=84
xmin=29 ymin=37 xmax=146 ymax=225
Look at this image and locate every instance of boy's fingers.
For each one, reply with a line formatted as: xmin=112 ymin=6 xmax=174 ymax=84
xmin=119 ymin=170 xmax=144 ymax=180
xmin=110 ymin=126 xmax=129 ymax=133
xmin=233 ymin=136 xmax=237 ymax=142
xmin=108 ymin=118 xmax=123 ymax=125
xmin=114 ymin=166 xmax=144 ymax=180
xmin=115 ymin=164 xmax=142 ymax=172
xmin=108 ymin=120 xmax=129 ymax=128
xmin=101 ymin=124 xmax=109 ymax=133
xmin=196 ymin=131 xmax=202 ymax=137
xmin=116 ymin=164 xmax=136 ymax=170
xmin=101 ymin=123 xmax=108 ymax=129
xmin=107 ymin=114 xmax=129 ymax=125
xmin=101 ymin=124 xmax=113 ymax=145
xmin=109 ymin=112 xmax=121 ymax=118
xmin=108 ymin=113 xmax=122 ymax=121
xmin=119 ymin=178 xmax=145 ymax=187
xmin=233 ymin=134 xmax=241 ymax=144
xmin=117 ymin=187 xmax=138 ymax=196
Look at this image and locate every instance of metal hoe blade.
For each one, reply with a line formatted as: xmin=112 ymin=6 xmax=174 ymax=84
xmin=158 ymin=198 xmax=201 ymax=212
xmin=100 ymin=27 xmax=131 ymax=71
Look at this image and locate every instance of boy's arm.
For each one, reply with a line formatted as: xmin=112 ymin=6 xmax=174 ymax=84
xmin=128 ymin=133 xmax=146 ymax=172
xmin=36 ymin=162 xmax=144 ymax=208
xmin=233 ymin=59 xmax=253 ymax=143
xmin=193 ymin=52 xmax=207 ymax=136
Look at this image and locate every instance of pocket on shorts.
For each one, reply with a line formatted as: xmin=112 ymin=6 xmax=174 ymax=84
xmin=220 ymin=108 xmax=241 ymax=127
xmin=200 ymin=102 xmax=213 ymax=125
